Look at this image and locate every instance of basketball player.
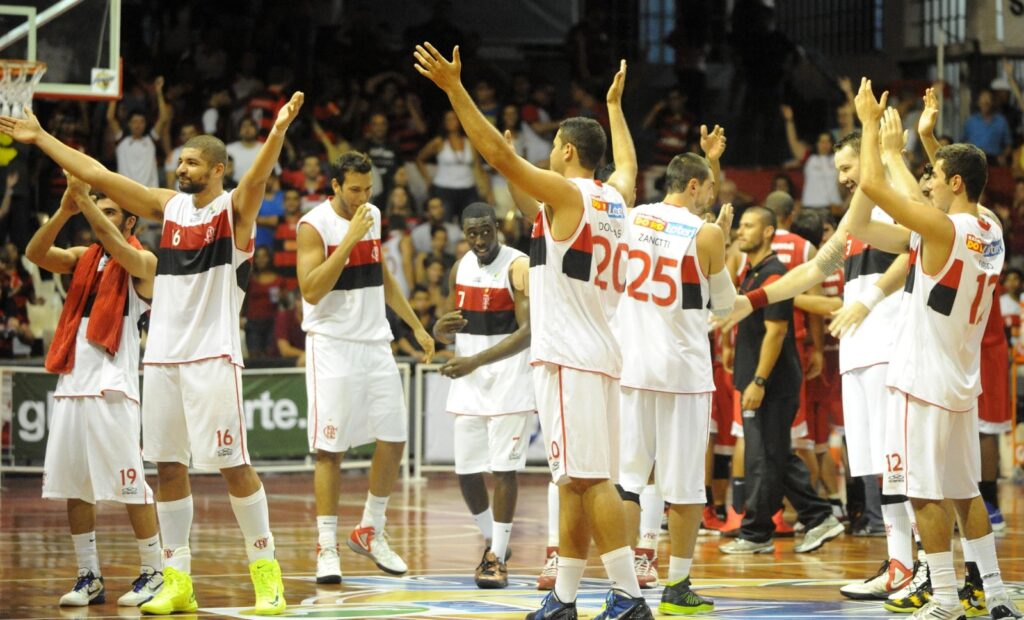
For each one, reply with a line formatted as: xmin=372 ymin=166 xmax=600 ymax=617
xmin=848 ymin=80 xmax=1019 ymax=620
xmin=1 ymin=92 xmax=304 ymax=615
xmin=433 ymin=201 xmax=532 ymax=589
xmin=297 ymin=151 xmax=435 ymax=584
xmin=715 ymin=128 xmax=918 ymax=600
xmin=26 ymin=176 xmax=160 ymax=608
xmin=617 ymin=147 xmax=734 ymax=613
xmin=415 ymin=44 xmax=653 ymax=618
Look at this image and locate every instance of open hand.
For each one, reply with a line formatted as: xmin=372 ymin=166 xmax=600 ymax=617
xmin=879 ymin=107 xmax=905 ymax=154
xmin=273 ymin=92 xmax=305 ymax=132
xmin=413 ymin=42 xmax=463 ymax=93
xmin=712 ymin=294 xmax=752 ymax=332
xmin=918 ymin=87 xmax=939 ymax=138
xmin=0 ymin=107 xmax=44 ymax=144
xmin=853 ymin=77 xmax=888 ymax=126
xmin=415 ymin=328 xmax=436 ymax=363
xmin=715 ymin=203 xmax=734 ymax=238
xmin=700 ymin=124 xmax=726 ymax=160
xmin=606 ymin=60 xmax=627 ymax=105
xmin=829 ymin=301 xmax=869 ymax=338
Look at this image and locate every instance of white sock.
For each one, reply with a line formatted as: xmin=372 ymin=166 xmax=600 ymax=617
xmin=72 ymin=532 xmax=100 ymax=576
xmin=229 ymin=486 xmax=275 ymax=563
xmin=360 ymin=492 xmax=389 ymax=532
xmin=601 ymin=546 xmax=642 ymax=598
xmin=473 ymin=507 xmax=494 ymax=543
xmin=157 ymin=496 xmax=193 ymax=571
xmin=137 ymin=534 xmax=161 ymax=572
xmin=960 ymin=537 xmax=975 ymax=563
xmin=668 ymin=556 xmax=692 ymax=583
xmin=927 ymin=551 xmax=958 ymax=606
xmin=547 ymin=483 xmax=560 ymax=548
xmin=964 ymin=533 xmax=1006 ymax=599
xmin=639 ymin=485 xmax=662 ymax=551
xmin=492 ymin=522 xmax=512 ymax=560
xmin=905 ymin=501 xmax=921 ymax=544
xmin=882 ymin=500 xmax=914 ymax=569
xmin=317 ymin=515 xmax=338 ymax=549
xmin=554 ymin=556 xmax=585 ymax=603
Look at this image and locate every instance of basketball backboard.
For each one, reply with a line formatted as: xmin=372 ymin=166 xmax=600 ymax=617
xmin=0 ymin=0 xmax=121 ymax=100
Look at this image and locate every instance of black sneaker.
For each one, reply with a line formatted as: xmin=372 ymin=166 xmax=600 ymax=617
xmin=526 ymin=590 xmax=578 ymax=620
xmin=658 ymin=577 xmax=714 ymax=615
xmin=958 ymin=561 xmax=986 ymax=617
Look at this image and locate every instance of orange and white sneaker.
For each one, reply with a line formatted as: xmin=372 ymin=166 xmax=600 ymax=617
xmin=701 ymin=506 xmax=728 ymax=535
xmin=634 ymin=548 xmax=659 ymax=589
xmin=537 ymin=547 xmax=558 ymax=591
xmin=840 ymin=558 xmax=913 ymax=600
xmin=347 ymin=526 xmax=407 ymax=575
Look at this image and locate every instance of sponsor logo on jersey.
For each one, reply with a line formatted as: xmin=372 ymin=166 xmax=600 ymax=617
xmin=633 ymin=214 xmax=697 ymax=238
xmin=217 ymin=447 xmax=233 ymax=457
xmin=591 ymin=197 xmax=625 ymax=219
xmin=965 ymin=234 xmax=1003 ymax=258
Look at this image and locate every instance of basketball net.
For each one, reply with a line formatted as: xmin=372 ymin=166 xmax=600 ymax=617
xmin=0 ymin=60 xmax=47 ymax=118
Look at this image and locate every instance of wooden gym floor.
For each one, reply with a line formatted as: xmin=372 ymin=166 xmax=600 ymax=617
xmin=1 ymin=472 xmax=1021 ymax=619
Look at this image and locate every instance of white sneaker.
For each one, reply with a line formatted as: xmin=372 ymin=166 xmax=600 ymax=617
xmin=794 ymin=515 xmax=844 ymax=553
xmin=316 ymin=544 xmax=342 ymax=584
xmin=839 ymin=558 xmax=913 ymax=600
xmin=911 ymin=599 xmax=966 ymax=619
xmin=117 ymin=568 xmax=163 ymax=606
xmin=537 ymin=548 xmax=558 ymax=591
xmin=987 ymin=592 xmax=1023 ymax=619
xmin=59 ymin=569 xmax=105 ymax=606
xmin=347 ymin=526 xmax=408 ymax=575
xmin=633 ymin=552 xmax=658 ymax=589
xmin=890 ymin=551 xmax=929 ymax=601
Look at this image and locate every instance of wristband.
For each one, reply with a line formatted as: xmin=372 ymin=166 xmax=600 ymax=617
xmin=858 ymin=285 xmax=885 ymax=311
xmin=747 ymin=288 xmax=769 ymax=310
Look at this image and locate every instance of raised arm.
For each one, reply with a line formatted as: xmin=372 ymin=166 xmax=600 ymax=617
xmin=917 ymin=87 xmax=941 ymax=166
xmin=604 ymin=60 xmax=638 ymax=207
xmin=854 ymin=79 xmax=948 ymax=251
xmin=153 ymin=76 xmax=173 ymax=153
xmin=25 ymin=185 xmax=86 ymax=274
xmin=0 ymin=170 xmax=17 ymax=223
xmin=440 ymin=256 xmax=530 ymax=378
xmin=233 ymin=92 xmax=304 ymax=247
xmin=0 ymin=108 xmax=170 ymax=220
xmin=700 ymin=124 xmax=727 ymax=199
xmin=880 ymin=108 xmax=926 ymax=203
xmin=414 ymin=43 xmax=580 ymax=213
xmin=780 ymin=105 xmax=808 ymax=162
xmin=106 ymin=100 xmax=123 ymax=139
xmin=68 ymin=175 xmax=156 ymax=288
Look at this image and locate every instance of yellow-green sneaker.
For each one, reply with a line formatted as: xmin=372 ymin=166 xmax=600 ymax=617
xmin=140 ymin=566 xmax=197 ymax=615
xmin=250 ymin=559 xmax=286 ymax=615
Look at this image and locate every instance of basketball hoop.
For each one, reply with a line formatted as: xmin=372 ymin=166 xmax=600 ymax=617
xmin=0 ymin=60 xmax=47 ymax=118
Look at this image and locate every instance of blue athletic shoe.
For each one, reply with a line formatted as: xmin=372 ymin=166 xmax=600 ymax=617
xmin=593 ymin=589 xmax=654 ymax=620
xmin=984 ymin=501 xmax=1006 ymax=533
xmin=525 ymin=590 xmax=577 ymax=619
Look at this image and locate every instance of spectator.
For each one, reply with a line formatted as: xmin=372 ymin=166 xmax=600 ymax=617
xmin=419 ymin=254 xmax=449 ymax=311
xmin=1000 ymin=267 xmax=1022 ymax=343
xmin=389 ymin=91 xmax=429 ymax=161
xmin=246 ymin=66 xmax=290 ymax=140
xmin=1 ymin=242 xmax=37 ymax=317
xmin=201 ymin=86 xmax=233 ymax=137
xmin=311 ymin=118 xmax=353 ymax=165
xmin=412 ymin=196 xmax=462 ymax=255
xmin=244 ymin=246 xmax=283 ymax=358
xmin=227 ymin=118 xmax=277 ymax=182
xmin=643 ymin=88 xmax=696 ymax=166
xmin=781 ymin=105 xmax=841 ymax=213
xmin=474 ymin=78 xmax=501 ymax=127
xmin=107 ymin=76 xmax=172 ymax=189
xmin=382 ymin=215 xmax=416 ymax=300
xmin=275 ymin=292 xmax=305 ymax=366
xmin=164 ymin=122 xmax=198 ymax=188
xmin=273 ymin=189 xmax=303 ymax=290
xmin=520 ymin=80 xmax=560 ymax=146
xmin=359 ymin=113 xmax=401 ymax=202
xmin=384 ymin=185 xmax=418 ymax=222
xmin=963 ymin=88 xmax=1013 ymax=165
xmin=416 ymin=110 xmax=492 ymax=220
xmin=396 ymin=285 xmax=452 ymax=360
xmin=566 ymin=80 xmax=609 ymax=129
xmin=415 ymin=225 xmax=456 ymax=284
xmin=257 ymin=172 xmax=284 ymax=248
xmin=282 ymin=154 xmax=330 ymax=213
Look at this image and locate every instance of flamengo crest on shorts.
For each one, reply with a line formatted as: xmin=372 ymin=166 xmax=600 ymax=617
xmin=617 ymin=202 xmax=713 ymax=394
xmin=299 ymin=201 xmax=392 ymax=342
xmin=886 ymin=213 xmax=1005 ymax=411
xmin=447 ymin=245 xmax=534 ymax=416
xmin=146 ymin=190 xmax=254 ymax=365
xmin=528 ymin=177 xmax=625 ymax=377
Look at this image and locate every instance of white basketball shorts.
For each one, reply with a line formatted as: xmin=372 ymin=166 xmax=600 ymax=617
xmin=619 ymin=388 xmax=712 ymax=505
xmin=44 ymin=392 xmax=153 ymax=504
xmin=142 ymin=357 xmax=250 ymax=471
xmin=307 ymin=335 xmax=408 ymax=453
xmin=452 ymin=412 xmax=533 ymax=475
xmin=842 ymin=363 xmax=889 ymax=477
xmin=534 ymin=363 xmax=619 ymax=485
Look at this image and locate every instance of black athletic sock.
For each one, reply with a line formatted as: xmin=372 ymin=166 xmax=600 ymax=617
xmin=705 ymin=486 xmax=713 ymax=507
xmin=730 ymin=477 xmax=746 ymax=513
xmin=978 ymin=480 xmax=998 ymax=508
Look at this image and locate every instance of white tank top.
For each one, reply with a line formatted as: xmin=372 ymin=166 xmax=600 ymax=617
xmin=528 ymin=177 xmax=626 ymax=377
xmin=446 ymin=246 xmax=534 ymax=415
xmin=886 ymin=213 xmax=1005 ymax=411
xmin=382 ymin=231 xmax=409 ymax=299
xmin=55 ymin=256 xmax=146 ymax=402
xmin=617 ymin=203 xmax=713 ymax=393
xmin=145 ymin=190 xmax=253 ymax=365
xmin=434 ymin=139 xmax=476 ymax=189
xmin=839 ymin=207 xmax=901 ymax=374
xmin=300 ymin=200 xmax=392 ymax=342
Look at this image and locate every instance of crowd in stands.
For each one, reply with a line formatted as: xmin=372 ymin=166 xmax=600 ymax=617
xmin=1 ymin=1 xmax=1024 ymax=369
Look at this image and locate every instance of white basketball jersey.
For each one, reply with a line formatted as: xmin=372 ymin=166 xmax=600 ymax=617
xmin=446 ymin=246 xmax=534 ymax=415
xmin=886 ymin=213 xmax=1005 ymax=411
xmin=300 ymin=201 xmax=392 ymax=342
xmin=55 ymin=256 xmax=146 ymax=402
xmin=617 ymin=203 xmax=713 ymax=393
xmin=839 ymin=207 xmax=901 ymax=374
xmin=528 ymin=177 xmax=626 ymax=377
xmin=145 ymin=190 xmax=254 ymax=366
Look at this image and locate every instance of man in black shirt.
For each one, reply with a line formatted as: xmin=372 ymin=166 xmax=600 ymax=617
xmin=720 ymin=206 xmax=842 ymax=555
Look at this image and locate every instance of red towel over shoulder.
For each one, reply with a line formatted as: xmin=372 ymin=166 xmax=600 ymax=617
xmin=45 ymin=237 xmax=143 ymax=374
